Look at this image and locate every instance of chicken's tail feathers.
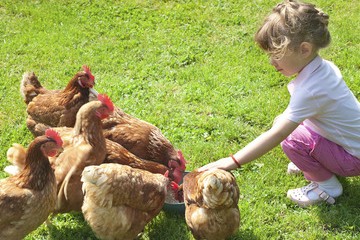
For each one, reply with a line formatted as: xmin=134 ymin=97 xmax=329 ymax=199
xmin=5 ymin=143 xmax=27 ymax=175
xmin=201 ymin=170 xmax=240 ymax=208
xmin=20 ymin=72 xmax=44 ymax=104
xmin=56 ymin=165 xmax=77 ymax=210
xmin=26 ymin=116 xmax=51 ymax=137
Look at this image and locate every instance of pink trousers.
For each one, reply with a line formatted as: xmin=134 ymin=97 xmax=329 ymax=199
xmin=281 ymin=124 xmax=360 ymax=182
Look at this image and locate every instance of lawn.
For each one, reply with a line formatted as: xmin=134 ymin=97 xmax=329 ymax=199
xmin=1 ymin=0 xmax=360 ymax=239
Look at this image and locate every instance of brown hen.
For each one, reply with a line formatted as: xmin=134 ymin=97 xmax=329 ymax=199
xmin=0 ymin=129 xmax=63 ymax=240
xmin=81 ymin=163 xmax=169 ymax=240
xmin=102 ymin=107 xmax=177 ymax=164
xmin=102 ymin=106 xmax=187 ymax=184
xmin=21 ymin=65 xmax=98 ymax=136
xmin=183 ymin=169 xmax=240 ymax=240
xmin=104 ymin=139 xmax=170 ymax=175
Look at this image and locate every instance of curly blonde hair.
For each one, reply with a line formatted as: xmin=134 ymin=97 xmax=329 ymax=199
xmin=255 ymin=0 xmax=330 ymax=60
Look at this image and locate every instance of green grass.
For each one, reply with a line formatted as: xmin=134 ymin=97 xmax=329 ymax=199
xmin=1 ymin=0 xmax=360 ymax=239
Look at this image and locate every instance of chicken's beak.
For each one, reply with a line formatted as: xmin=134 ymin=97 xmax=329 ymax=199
xmin=54 ymin=146 xmax=64 ymax=157
xmin=89 ymin=88 xmax=99 ymax=101
xmin=52 ymin=145 xmax=63 ymax=157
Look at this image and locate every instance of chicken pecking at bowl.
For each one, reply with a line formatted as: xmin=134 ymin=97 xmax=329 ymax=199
xmin=162 ymin=171 xmax=189 ymax=215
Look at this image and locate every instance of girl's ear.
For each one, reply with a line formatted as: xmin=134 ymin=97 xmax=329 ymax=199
xmin=299 ymin=42 xmax=314 ymax=58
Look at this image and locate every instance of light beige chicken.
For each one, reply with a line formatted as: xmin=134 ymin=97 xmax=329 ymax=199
xmin=81 ymin=163 xmax=169 ymax=240
xmin=50 ymin=94 xmax=114 ymax=214
xmin=183 ymin=169 xmax=240 ymax=240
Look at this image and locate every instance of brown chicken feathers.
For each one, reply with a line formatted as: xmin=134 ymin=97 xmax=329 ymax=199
xmin=7 ymin=94 xmax=115 ymax=213
xmin=183 ymin=169 xmax=240 ymax=240
xmin=104 ymin=139 xmax=170 ymax=176
xmin=102 ymin=107 xmax=183 ymax=169
xmin=81 ymin=163 xmax=169 ymax=240
xmin=0 ymin=129 xmax=63 ymax=240
xmin=7 ymin=65 xmax=189 ymax=239
xmin=21 ymin=66 xmax=187 ymax=184
xmin=98 ymin=100 xmax=187 ymax=184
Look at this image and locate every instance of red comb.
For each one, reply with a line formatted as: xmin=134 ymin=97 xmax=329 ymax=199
xmin=177 ymin=150 xmax=187 ymax=170
xmin=97 ymin=94 xmax=114 ymax=112
xmin=171 ymin=181 xmax=179 ymax=191
xmin=82 ymin=65 xmax=95 ymax=81
xmin=45 ymin=129 xmax=63 ymax=147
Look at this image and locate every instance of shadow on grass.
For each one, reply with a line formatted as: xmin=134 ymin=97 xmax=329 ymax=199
xmin=316 ymin=177 xmax=360 ymax=233
xmin=229 ymin=229 xmax=260 ymax=240
xmin=146 ymin=211 xmax=190 ymax=239
xmin=45 ymin=210 xmax=259 ymax=240
xmin=146 ymin=211 xmax=258 ymax=240
xmin=46 ymin=212 xmax=99 ymax=240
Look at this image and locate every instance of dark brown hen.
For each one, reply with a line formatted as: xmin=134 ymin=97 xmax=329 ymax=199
xmin=102 ymin=106 xmax=187 ymax=184
xmin=21 ymin=65 xmax=97 ymax=136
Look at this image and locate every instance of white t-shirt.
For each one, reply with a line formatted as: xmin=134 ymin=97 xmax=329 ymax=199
xmin=283 ymin=56 xmax=360 ymax=158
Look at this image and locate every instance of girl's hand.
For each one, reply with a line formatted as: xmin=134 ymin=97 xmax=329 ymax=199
xmin=197 ymin=157 xmax=238 ymax=172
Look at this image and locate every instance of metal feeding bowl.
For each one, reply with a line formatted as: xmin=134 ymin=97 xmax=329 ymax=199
xmin=162 ymin=171 xmax=189 ymax=215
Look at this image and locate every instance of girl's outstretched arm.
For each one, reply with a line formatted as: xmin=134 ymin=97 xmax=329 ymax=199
xmin=198 ymin=117 xmax=299 ymax=171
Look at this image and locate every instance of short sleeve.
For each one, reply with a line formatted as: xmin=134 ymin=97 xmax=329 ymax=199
xmin=283 ymin=87 xmax=326 ymax=123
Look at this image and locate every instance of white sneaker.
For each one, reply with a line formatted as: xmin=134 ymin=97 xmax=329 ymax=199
xmin=287 ymin=162 xmax=302 ymax=175
xmin=287 ymin=182 xmax=336 ymax=207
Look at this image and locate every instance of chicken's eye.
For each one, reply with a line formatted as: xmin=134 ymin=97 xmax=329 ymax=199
xmin=95 ymin=106 xmax=110 ymax=119
xmin=98 ymin=107 xmax=107 ymax=114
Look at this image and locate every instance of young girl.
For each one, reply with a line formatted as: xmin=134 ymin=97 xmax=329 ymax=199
xmin=199 ymin=0 xmax=360 ymax=207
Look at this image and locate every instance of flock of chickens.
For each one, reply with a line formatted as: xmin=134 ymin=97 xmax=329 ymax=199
xmin=0 ymin=65 xmax=241 ymax=240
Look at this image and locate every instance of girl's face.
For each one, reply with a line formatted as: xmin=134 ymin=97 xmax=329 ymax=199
xmin=269 ymin=50 xmax=308 ymax=77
